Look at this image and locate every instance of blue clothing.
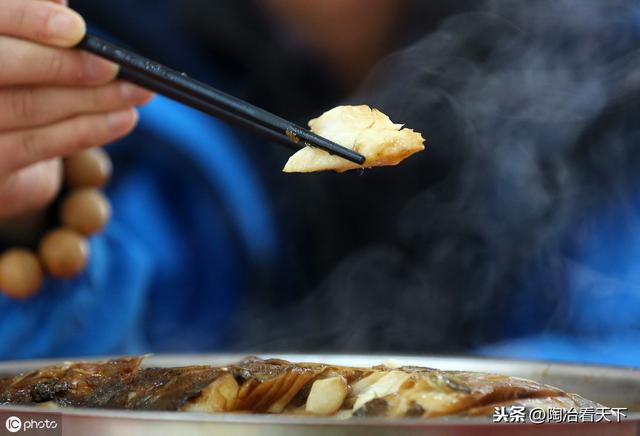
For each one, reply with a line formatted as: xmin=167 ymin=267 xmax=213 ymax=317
xmin=473 ymin=2 xmax=640 ymax=368
xmin=479 ymin=189 xmax=640 ymax=367
xmin=0 ymin=96 xmax=277 ymax=359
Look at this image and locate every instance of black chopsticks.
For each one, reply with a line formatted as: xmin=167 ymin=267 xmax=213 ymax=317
xmin=117 ymin=67 xmax=302 ymax=152
xmin=78 ymin=34 xmax=366 ymax=165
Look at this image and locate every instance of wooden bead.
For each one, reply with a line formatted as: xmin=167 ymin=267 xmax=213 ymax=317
xmin=63 ymin=148 xmax=112 ymax=188
xmin=0 ymin=249 xmax=43 ymax=299
xmin=59 ymin=188 xmax=111 ymax=236
xmin=39 ymin=229 xmax=89 ymax=278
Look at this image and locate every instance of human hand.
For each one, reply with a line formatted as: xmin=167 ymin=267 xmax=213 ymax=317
xmin=0 ymin=0 xmax=153 ymax=220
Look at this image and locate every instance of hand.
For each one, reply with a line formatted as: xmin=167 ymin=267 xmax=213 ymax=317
xmin=0 ymin=0 xmax=153 ymax=220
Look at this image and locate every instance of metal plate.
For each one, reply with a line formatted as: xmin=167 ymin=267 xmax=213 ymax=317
xmin=0 ymin=354 xmax=638 ymax=435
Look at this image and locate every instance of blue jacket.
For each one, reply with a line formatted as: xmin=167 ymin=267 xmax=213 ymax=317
xmin=480 ymin=194 xmax=640 ymax=366
xmin=0 ymin=95 xmax=278 ymax=359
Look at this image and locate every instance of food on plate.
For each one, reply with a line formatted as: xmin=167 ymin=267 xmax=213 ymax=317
xmin=0 ymin=356 xmax=601 ymax=419
xmin=283 ymin=105 xmax=425 ymax=173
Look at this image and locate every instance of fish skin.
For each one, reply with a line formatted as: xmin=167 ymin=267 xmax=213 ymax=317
xmin=0 ymin=357 xmax=142 ymax=407
xmin=103 ymin=366 xmax=221 ymax=411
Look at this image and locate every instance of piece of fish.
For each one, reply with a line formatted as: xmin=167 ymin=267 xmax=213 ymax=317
xmin=283 ymin=105 xmax=425 ymax=173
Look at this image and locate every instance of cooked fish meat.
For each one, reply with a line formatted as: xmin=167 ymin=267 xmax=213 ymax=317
xmin=0 ymin=356 xmax=141 ymax=407
xmin=283 ymin=105 xmax=425 ymax=173
xmin=0 ymin=356 xmax=601 ymax=420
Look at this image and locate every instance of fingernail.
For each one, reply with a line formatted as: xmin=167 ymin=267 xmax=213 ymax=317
xmin=47 ymin=10 xmax=85 ymax=45
xmin=107 ymin=110 xmax=135 ymax=132
xmin=120 ymin=83 xmax=152 ymax=103
xmin=84 ymin=55 xmax=119 ymax=83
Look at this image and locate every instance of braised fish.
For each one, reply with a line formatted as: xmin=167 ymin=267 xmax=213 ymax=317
xmin=0 ymin=357 xmax=601 ymax=419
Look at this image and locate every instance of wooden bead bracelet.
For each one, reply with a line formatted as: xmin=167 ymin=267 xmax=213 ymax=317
xmin=0 ymin=148 xmax=112 ymax=300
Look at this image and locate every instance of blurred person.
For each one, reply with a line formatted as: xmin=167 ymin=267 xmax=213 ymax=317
xmin=4 ymin=0 xmax=637 ymax=368
xmin=1 ymin=0 xmax=455 ymax=357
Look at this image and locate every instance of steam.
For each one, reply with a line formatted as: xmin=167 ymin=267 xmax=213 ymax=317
xmin=236 ymin=0 xmax=640 ymax=352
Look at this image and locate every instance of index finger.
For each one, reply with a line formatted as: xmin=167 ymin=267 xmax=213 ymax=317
xmin=0 ymin=0 xmax=85 ymax=48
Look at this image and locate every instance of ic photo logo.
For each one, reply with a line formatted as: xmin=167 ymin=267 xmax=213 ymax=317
xmin=5 ymin=416 xmax=21 ymax=433
xmin=4 ymin=416 xmax=58 ymax=433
